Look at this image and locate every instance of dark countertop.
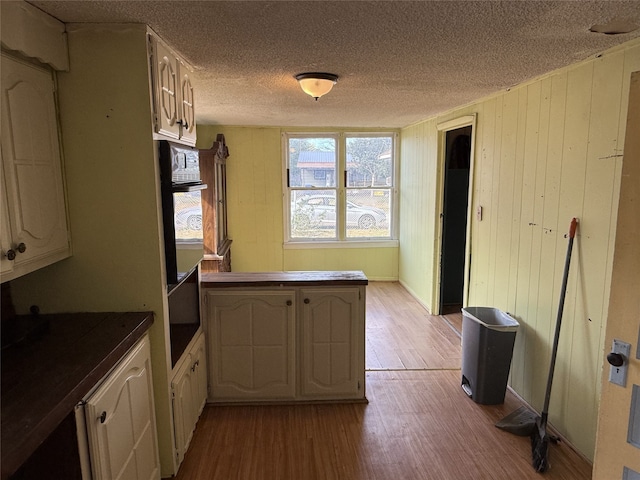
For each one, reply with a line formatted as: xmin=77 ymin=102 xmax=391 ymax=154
xmin=1 ymin=311 xmax=154 ymax=480
xmin=200 ymin=270 xmax=369 ymax=288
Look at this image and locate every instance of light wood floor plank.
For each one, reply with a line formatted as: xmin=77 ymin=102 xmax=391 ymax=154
xmin=175 ymin=282 xmax=591 ymax=479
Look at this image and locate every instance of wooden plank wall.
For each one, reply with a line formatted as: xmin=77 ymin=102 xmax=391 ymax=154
xmin=399 ymin=39 xmax=640 ymax=459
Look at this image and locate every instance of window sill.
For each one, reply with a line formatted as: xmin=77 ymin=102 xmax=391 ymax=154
xmin=175 ymin=241 xmax=203 ymax=249
xmin=284 ymin=239 xmax=399 ymax=249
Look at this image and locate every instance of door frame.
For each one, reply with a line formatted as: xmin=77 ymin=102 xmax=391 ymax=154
xmin=432 ymin=114 xmax=477 ymax=315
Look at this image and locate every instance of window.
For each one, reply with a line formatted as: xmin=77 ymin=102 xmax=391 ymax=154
xmin=174 ymin=190 xmax=203 ymax=241
xmin=285 ymin=133 xmax=396 ymax=242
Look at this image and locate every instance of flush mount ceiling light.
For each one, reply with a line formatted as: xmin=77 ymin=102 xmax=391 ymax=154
xmin=295 ymin=72 xmax=339 ymax=101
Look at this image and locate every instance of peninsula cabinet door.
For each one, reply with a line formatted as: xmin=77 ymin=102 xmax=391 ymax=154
xmin=299 ymin=288 xmax=365 ymax=399
xmin=84 ymin=336 xmax=160 ymax=480
xmin=206 ymin=290 xmax=296 ymax=401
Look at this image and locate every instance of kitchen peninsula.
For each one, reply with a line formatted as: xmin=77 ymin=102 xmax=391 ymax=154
xmin=201 ymin=271 xmax=368 ymax=403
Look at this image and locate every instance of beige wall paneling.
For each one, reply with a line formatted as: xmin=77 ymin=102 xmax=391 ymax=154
xmin=528 ymin=72 xmax=568 ymax=418
xmin=551 ymin=62 xmax=593 ymax=443
xmin=469 ymin=98 xmax=495 ymax=307
xmin=399 ymin=39 xmax=640 ymax=460
xmin=398 ymin=121 xmax=438 ymax=308
xmin=510 ymin=85 xmax=540 ymax=399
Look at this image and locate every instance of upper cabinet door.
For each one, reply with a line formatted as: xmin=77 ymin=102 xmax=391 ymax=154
xmin=154 ymin=40 xmax=180 ymax=140
xmin=0 ymin=53 xmax=70 ymax=280
xmin=149 ymin=34 xmax=196 ymax=146
xmin=179 ymin=67 xmax=196 ymax=146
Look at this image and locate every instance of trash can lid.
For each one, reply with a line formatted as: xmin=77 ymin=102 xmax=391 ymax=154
xmin=462 ymin=307 xmax=519 ymax=332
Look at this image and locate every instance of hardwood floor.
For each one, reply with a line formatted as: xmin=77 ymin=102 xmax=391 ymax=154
xmin=175 ymin=282 xmax=592 ymax=479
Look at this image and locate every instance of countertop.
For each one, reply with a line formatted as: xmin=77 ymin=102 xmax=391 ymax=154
xmin=1 ymin=311 xmax=154 ymax=479
xmin=200 ymin=270 xmax=369 ymax=288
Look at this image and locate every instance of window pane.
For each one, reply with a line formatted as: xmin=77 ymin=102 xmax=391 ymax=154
xmin=289 ymin=137 xmax=337 ymax=188
xmin=346 ymin=189 xmax=390 ymax=238
xmin=174 ymin=191 xmax=203 ymax=241
xmin=290 ymin=190 xmax=337 ymax=239
xmin=346 ymin=136 xmax=393 ymax=187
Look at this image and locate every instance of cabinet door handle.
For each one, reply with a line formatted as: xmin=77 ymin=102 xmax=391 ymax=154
xmin=304 ymin=298 xmax=310 ymax=304
xmin=99 ymin=411 xmax=107 ymax=423
xmin=286 ymin=300 xmax=292 ymax=306
xmin=4 ymin=243 xmax=26 ymax=261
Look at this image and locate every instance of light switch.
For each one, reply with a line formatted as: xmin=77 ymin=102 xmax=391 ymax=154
xmin=608 ymin=339 xmax=632 ymax=387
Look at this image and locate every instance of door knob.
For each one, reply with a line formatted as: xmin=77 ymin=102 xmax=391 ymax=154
xmin=607 ymin=352 xmax=625 ymax=367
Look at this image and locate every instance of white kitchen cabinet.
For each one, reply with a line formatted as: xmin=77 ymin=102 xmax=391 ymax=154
xmin=299 ymin=288 xmax=364 ymax=399
xmin=202 ymin=272 xmax=367 ymax=403
xmin=206 ymin=290 xmax=296 ymax=401
xmin=0 ymin=53 xmax=70 ymax=281
xmin=148 ymin=34 xmax=196 ymax=146
xmin=171 ymin=330 xmax=207 ymax=467
xmin=83 ymin=334 xmax=160 ymax=480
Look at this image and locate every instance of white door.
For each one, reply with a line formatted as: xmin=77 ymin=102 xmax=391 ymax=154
xmin=207 ymin=290 xmax=296 ymax=400
xmin=85 ymin=337 xmax=160 ymax=480
xmin=593 ymin=72 xmax=640 ymax=479
xmin=299 ymin=288 xmax=364 ymax=398
xmin=1 ymin=53 xmax=69 ymax=271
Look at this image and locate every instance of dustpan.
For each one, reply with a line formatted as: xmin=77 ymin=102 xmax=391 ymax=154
xmin=495 ymin=406 xmax=538 ymax=436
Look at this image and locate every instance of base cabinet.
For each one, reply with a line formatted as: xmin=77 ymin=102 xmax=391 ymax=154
xmin=205 ymin=284 xmax=365 ymax=403
xmin=82 ymin=334 xmax=160 ymax=480
xmin=171 ymin=331 xmax=207 ymax=467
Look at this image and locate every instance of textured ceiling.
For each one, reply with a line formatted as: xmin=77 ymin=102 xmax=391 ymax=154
xmin=28 ymin=1 xmax=640 ymax=128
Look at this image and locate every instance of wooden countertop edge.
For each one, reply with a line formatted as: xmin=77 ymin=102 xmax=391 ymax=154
xmin=201 ymin=270 xmax=369 ymax=288
xmin=1 ymin=312 xmax=154 ymax=480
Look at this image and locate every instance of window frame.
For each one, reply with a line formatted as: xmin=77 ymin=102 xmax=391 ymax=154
xmin=283 ymin=131 xmax=399 ymax=246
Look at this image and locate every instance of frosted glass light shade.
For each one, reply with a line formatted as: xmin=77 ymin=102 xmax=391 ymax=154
xmin=295 ymin=73 xmax=338 ymax=100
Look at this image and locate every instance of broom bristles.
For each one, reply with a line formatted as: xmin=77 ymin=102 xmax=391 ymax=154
xmin=531 ymin=430 xmax=550 ymax=473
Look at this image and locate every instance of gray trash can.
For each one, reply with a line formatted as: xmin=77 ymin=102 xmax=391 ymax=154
xmin=461 ymin=307 xmax=519 ymax=405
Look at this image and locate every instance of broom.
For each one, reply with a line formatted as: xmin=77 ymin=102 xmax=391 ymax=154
xmin=531 ymin=217 xmax=578 ymax=472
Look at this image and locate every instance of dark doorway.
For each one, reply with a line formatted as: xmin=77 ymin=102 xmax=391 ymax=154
xmin=439 ymin=126 xmax=472 ymax=314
